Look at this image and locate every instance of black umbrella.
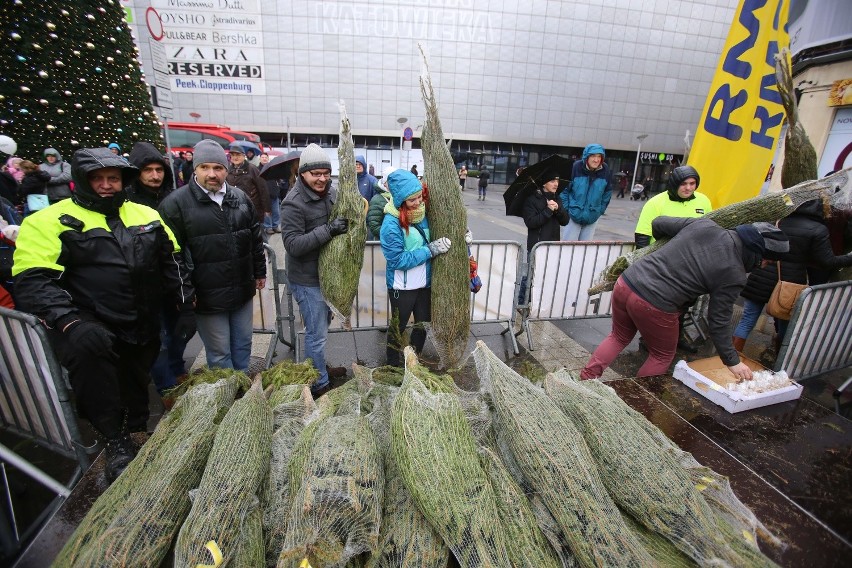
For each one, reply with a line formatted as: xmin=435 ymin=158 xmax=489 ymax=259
xmin=503 ymin=154 xmax=573 ymax=217
xmin=260 ymin=150 xmax=302 ymax=180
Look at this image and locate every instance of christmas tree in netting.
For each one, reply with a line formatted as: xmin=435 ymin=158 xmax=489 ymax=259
xmin=0 ymin=0 xmax=163 ymax=161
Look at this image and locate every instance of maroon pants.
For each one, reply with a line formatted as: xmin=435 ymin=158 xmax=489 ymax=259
xmin=581 ymin=277 xmax=680 ymax=379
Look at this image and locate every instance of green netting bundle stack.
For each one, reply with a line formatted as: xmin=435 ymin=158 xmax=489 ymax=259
xmin=277 ymin=396 xmax=383 ymax=567
xmin=417 ymin=44 xmax=471 ymax=369
xmin=366 ymin=382 xmax=450 ymax=568
xmin=391 ymin=349 xmax=509 ymax=567
xmin=52 ymin=376 xmax=242 ymax=568
xmin=174 ymin=380 xmax=273 ymax=566
xmin=579 ymin=376 xmax=785 ymax=557
xmin=262 ymin=385 xmax=318 ymax=567
xmin=545 ymin=370 xmax=775 ymax=567
xmin=478 ymin=446 xmax=561 ymax=568
xmin=471 ymin=341 xmax=654 ymax=567
xmin=319 ymin=101 xmax=368 ymax=327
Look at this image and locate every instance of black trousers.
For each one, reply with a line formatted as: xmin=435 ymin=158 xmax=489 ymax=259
xmin=387 ymin=287 xmax=431 ymax=366
xmin=49 ymin=326 xmax=159 ymax=437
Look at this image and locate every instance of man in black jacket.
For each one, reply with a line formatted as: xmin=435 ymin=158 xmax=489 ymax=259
xmin=13 ymin=148 xmax=195 ymax=482
xmin=126 ymin=141 xmax=188 ymax=394
xmin=159 ymin=139 xmax=266 ymax=372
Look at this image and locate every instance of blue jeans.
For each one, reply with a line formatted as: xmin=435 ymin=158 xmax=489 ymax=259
xmin=263 ymin=200 xmax=281 ymax=230
xmin=289 ymin=282 xmax=330 ymax=388
xmin=150 ymin=306 xmax=188 ymax=393
xmin=561 ymin=219 xmax=598 ymax=241
xmin=195 ymin=298 xmax=254 ymax=371
xmin=733 ymin=298 xmax=763 ymax=339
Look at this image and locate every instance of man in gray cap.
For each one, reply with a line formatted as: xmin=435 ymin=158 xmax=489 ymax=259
xmin=281 ymin=143 xmax=350 ymax=396
xmin=13 ymin=147 xmax=194 ymax=483
xmin=580 ymin=217 xmax=789 ymax=382
xmin=159 ymin=139 xmax=266 ymax=373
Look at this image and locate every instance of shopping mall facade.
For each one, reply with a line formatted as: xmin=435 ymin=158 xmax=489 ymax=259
xmin=125 ymin=0 xmax=851 ymax=188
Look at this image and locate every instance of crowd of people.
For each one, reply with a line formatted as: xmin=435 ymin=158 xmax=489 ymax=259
xmin=2 ymin=135 xmax=850 ymax=485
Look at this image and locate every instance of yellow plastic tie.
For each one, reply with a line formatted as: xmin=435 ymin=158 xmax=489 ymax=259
xmin=742 ymin=530 xmax=755 ymax=543
xmin=300 ymin=559 xmax=314 ymax=568
xmin=695 ymin=484 xmax=707 ymax=491
xmin=700 ymin=476 xmax=715 ymax=484
xmin=196 ymin=541 xmax=223 ymax=568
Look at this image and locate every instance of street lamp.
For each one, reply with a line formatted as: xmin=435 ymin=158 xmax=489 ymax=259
xmin=630 ymin=134 xmax=649 ymax=193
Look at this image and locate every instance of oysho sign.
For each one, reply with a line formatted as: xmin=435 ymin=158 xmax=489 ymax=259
xmin=150 ymin=0 xmax=265 ymax=96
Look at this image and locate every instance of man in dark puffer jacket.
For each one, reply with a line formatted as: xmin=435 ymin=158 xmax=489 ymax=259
xmin=159 ymin=140 xmax=266 ymax=372
xmin=226 ymin=142 xmax=270 ymax=224
xmin=734 ymin=198 xmax=852 ymax=350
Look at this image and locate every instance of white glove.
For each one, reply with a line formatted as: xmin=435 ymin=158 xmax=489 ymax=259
xmin=465 ymin=229 xmax=473 ymax=244
xmin=427 ymin=237 xmax=451 ymax=257
xmin=1 ymin=225 xmax=20 ymax=242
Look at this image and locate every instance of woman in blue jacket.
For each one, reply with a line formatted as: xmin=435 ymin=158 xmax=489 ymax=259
xmin=379 ymin=169 xmax=451 ymax=366
xmin=560 ymin=143 xmax=613 ymax=241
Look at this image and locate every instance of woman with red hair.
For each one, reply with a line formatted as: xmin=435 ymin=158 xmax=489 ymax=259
xmin=379 ymin=169 xmax=452 ymax=366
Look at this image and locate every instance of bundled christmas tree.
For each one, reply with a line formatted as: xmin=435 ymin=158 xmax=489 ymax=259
xmin=0 ymin=0 xmax=162 ymax=161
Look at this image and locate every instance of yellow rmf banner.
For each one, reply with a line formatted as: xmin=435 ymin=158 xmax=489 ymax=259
xmin=689 ymin=0 xmax=790 ymax=208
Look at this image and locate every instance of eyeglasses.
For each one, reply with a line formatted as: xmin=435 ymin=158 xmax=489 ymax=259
xmin=307 ymin=171 xmax=332 ymax=179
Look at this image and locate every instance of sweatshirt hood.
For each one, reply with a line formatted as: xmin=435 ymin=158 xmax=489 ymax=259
xmin=128 ymin=142 xmax=174 ymax=190
xmin=70 ymin=148 xmax=137 ymax=215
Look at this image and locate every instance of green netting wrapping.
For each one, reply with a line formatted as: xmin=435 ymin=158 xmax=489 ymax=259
xmin=263 ymin=386 xmax=319 ymax=567
xmin=545 ymin=369 xmax=768 ymax=566
xmin=365 ymin=381 xmax=450 ymax=568
xmin=232 ymin=501 xmax=265 ymax=568
xmin=471 ymin=341 xmax=653 ymax=567
xmin=478 ymin=446 xmax=562 ymax=568
xmin=589 ymin=168 xmax=852 ymax=294
xmin=580 ymin=377 xmax=785 ymax=553
xmin=620 ymin=511 xmax=696 ymax=568
xmin=277 ymin=400 xmax=383 ymax=567
xmin=390 ymin=349 xmax=509 ymax=567
xmin=418 ymin=45 xmax=471 ymax=369
xmin=174 ymin=381 xmax=273 ymax=566
xmin=319 ymin=102 xmax=367 ymax=326
xmin=51 ymin=376 xmax=241 ymax=568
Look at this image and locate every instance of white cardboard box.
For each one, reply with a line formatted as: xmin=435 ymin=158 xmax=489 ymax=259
xmin=672 ymin=356 xmax=803 ymax=413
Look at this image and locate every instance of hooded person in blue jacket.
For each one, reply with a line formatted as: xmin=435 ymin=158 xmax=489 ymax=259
xmin=379 ymin=169 xmax=451 ymax=366
xmin=560 ymin=143 xmax=613 ymax=241
xmin=356 ymin=155 xmax=378 ymax=202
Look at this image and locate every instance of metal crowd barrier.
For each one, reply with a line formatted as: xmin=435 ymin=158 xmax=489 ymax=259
xmin=267 ymin=241 xmax=523 ymax=362
xmin=776 ymin=281 xmax=852 ymax=379
xmin=519 ymin=241 xmax=635 ymax=349
xmin=0 ymin=306 xmax=93 ymax=558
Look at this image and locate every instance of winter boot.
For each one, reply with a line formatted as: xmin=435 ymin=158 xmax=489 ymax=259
xmin=732 ymin=336 xmax=746 ymax=352
xmin=103 ymin=432 xmax=137 ymax=484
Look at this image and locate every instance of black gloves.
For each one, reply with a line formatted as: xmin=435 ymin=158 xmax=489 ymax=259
xmin=328 ymin=217 xmax=349 ymax=236
xmin=61 ymin=318 xmax=117 ymax=361
xmin=173 ymin=304 xmax=197 ymax=342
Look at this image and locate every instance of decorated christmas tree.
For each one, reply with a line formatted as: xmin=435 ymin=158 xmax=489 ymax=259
xmin=0 ymin=0 xmax=163 ymax=161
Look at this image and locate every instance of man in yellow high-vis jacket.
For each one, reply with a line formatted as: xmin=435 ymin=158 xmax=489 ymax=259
xmin=13 ymin=147 xmax=195 ymax=483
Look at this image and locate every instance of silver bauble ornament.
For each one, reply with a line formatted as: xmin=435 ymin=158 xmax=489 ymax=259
xmin=46 ymin=23 xmax=56 ymax=31
xmin=86 ymin=42 xmax=95 ymax=50
xmin=102 ymin=95 xmax=110 ymax=101
xmin=38 ymin=70 xmax=48 ymax=78
xmin=54 ymin=60 xmax=64 ymax=67
xmin=106 ymin=57 xmax=114 ymax=63
xmin=63 ymin=90 xmax=72 ymax=96
xmin=96 ymin=115 xmax=105 ymax=121
xmin=74 ymin=103 xmax=82 ymax=109
xmin=11 ymin=33 xmax=21 ymax=41
xmin=71 ymin=140 xmax=79 ymax=146
xmin=57 ymin=109 xmax=65 ymax=114
xmin=83 ymin=127 xmax=90 ymax=131
xmin=46 ymin=124 xmax=56 ymax=131
xmin=20 ymin=86 xmax=30 ymax=93
xmin=39 ymin=99 xmax=48 ymax=105
xmin=72 ymin=50 xmax=81 ymax=56
xmin=86 ymin=14 xmax=95 ymax=21
xmin=32 ymin=43 xmax=42 ymax=50
xmin=60 ymin=9 xmax=69 ymax=16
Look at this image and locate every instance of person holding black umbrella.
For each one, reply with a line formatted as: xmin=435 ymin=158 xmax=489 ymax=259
xmin=518 ymin=171 xmax=569 ymax=305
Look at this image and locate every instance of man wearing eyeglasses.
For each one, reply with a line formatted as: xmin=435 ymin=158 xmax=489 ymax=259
xmin=281 ymin=143 xmax=350 ymax=396
xmin=158 ymin=139 xmax=266 ymax=372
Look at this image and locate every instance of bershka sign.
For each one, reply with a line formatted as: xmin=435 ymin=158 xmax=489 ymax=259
xmin=149 ymin=0 xmax=265 ymax=95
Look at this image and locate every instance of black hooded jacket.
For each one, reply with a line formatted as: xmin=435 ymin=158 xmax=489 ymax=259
xmin=740 ymin=200 xmax=852 ymax=306
xmin=12 ymin=148 xmax=193 ymax=343
xmin=158 ymin=176 xmax=266 ymax=314
xmin=125 ymin=142 xmax=175 ymax=209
